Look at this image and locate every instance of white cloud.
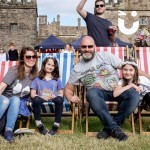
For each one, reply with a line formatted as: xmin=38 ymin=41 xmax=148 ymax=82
xmin=37 ymin=0 xmax=94 ymax=26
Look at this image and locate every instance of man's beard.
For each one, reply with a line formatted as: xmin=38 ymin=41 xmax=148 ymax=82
xmin=95 ymin=12 xmax=103 ymax=15
xmin=82 ymin=52 xmax=95 ymax=62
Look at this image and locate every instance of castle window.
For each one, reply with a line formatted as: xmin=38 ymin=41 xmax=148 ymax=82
xmin=7 ymin=0 xmax=11 ymax=2
xmin=17 ymin=0 xmax=21 ymax=2
xmin=27 ymin=0 xmax=31 ymax=2
xmin=139 ymin=17 xmax=148 ymax=25
xmin=10 ymin=23 xmax=18 ymax=32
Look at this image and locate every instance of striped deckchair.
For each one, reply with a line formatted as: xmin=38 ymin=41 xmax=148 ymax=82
xmin=134 ymin=46 xmax=150 ymax=135
xmin=80 ymin=47 xmax=135 ymax=136
xmin=136 ymin=47 xmax=150 ymax=74
xmin=32 ymin=52 xmax=75 ymax=134
xmin=0 ymin=61 xmax=18 ymax=82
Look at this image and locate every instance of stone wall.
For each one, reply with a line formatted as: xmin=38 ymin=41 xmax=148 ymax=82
xmin=0 ymin=0 xmax=37 ymax=51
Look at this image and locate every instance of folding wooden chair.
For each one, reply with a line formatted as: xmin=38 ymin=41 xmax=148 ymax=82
xmin=134 ymin=46 xmax=150 ymax=135
xmin=33 ymin=52 xmax=75 ymax=134
xmin=80 ymin=46 xmax=135 ymax=136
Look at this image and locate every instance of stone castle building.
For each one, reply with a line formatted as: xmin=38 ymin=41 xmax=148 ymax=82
xmin=38 ymin=0 xmax=150 ymax=45
xmin=0 ymin=0 xmax=149 ymax=50
xmin=38 ymin=15 xmax=87 ymax=44
xmin=0 ymin=0 xmax=37 ymax=50
xmin=104 ymin=0 xmax=150 ymax=43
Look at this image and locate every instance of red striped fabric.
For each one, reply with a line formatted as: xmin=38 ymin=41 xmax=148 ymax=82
xmin=0 ymin=61 xmax=18 ymax=82
xmin=137 ymin=47 xmax=150 ymax=74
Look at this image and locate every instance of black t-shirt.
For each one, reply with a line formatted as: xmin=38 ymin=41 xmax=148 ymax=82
xmin=84 ymin=12 xmax=112 ymax=46
xmin=8 ymin=49 xmax=18 ymax=61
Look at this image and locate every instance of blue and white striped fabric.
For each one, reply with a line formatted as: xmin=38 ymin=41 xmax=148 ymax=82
xmin=38 ymin=53 xmax=74 ymax=87
xmin=36 ymin=53 xmax=74 ymax=113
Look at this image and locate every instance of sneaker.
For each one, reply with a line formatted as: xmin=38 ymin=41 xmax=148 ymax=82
xmin=37 ymin=124 xmax=48 ymax=135
xmin=48 ymin=124 xmax=58 ymax=136
xmin=110 ymin=127 xmax=128 ymax=141
xmin=4 ymin=130 xmax=14 ymax=142
xmin=97 ymin=128 xmax=110 ymax=139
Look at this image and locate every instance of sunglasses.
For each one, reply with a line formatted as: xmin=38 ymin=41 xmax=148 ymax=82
xmin=81 ymin=45 xmax=94 ymax=49
xmin=95 ymin=4 xmax=105 ymax=8
xmin=25 ymin=55 xmax=37 ymax=60
xmin=0 ymin=49 xmax=4 ymax=50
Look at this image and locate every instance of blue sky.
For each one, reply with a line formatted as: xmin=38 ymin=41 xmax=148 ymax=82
xmin=37 ymin=0 xmax=94 ymax=26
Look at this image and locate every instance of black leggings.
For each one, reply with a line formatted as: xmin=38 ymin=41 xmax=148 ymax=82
xmin=143 ymin=92 xmax=150 ymax=107
xmin=32 ymin=96 xmax=63 ymax=123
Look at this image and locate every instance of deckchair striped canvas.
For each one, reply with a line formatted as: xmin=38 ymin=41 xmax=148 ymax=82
xmin=135 ymin=47 xmax=150 ymax=135
xmin=34 ymin=52 xmax=74 ymax=113
xmin=137 ymin=47 xmax=150 ymax=74
xmin=0 ymin=61 xmax=18 ymax=82
xmin=39 ymin=52 xmax=74 ymax=87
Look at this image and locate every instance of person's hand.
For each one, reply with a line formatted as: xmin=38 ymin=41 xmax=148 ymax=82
xmin=41 ymin=93 xmax=56 ymax=101
xmin=41 ymin=96 xmax=50 ymax=101
xmin=111 ymin=25 xmax=117 ymax=31
xmin=109 ymin=25 xmax=117 ymax=32
xmin=130 ymin=83 xmax=142 ymax=93
xmin=70 ymin=95 xmax=81 ymax=104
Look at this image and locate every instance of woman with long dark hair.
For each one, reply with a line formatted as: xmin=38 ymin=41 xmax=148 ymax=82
xmin=0 ymin=47 xmax=38 ymax=142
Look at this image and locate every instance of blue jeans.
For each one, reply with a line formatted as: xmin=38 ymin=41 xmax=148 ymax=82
xmin=0 ymin=95 xmax=20 ymax=131
xmin=86 ymin=88 xmax=140 ymax=132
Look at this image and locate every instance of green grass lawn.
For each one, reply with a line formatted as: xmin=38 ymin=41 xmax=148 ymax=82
xmin=0 ymin=116 xmax=150 ymax=150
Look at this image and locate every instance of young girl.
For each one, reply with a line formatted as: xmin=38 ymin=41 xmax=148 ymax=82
xmin=113 ymin=59 xmax=150 ymax=108
xmin=0 ymin=47 xmax=38 ymax=142
xmin=30 ymin=56 xmax=63 ymax=136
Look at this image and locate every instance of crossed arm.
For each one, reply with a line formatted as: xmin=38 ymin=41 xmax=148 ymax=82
xmin=0 ymin=82 xmax=7 ymax=95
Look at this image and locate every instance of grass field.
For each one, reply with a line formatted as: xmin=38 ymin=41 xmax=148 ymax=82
xmin=0 ymin=117 xmax=150 ymax=150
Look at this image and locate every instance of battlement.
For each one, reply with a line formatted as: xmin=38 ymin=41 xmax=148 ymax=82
xmin=0 ymin=0 xmax=37 ymax=8
xmin=105 ymin=0 xmax=150 ymax=10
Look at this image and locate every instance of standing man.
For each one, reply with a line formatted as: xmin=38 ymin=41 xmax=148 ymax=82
xmin=64 ymin=36 xmax=140 ymax=141
xmin=8 ymin=43 xmax=19 ymax=61
xmin=76 ymin=0 xmax=117 ymax=46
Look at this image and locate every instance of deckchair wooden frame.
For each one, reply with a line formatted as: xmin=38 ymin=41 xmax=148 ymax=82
xmin=134 ymin=46 xmax=150 ymax=135
xmin=79 ymin=46 xmax=136 ymax=136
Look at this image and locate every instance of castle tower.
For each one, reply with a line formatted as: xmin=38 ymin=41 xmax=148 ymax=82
xmin=78 ymin=18 xmax=81 ymax=30
xmin=0 ymin=0 xmax=37 ymax=50
xmin=57 ymin=14 xmax=60 ymax=27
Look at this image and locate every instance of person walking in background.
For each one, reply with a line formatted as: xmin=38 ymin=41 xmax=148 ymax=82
xmin=30 ymin=56 xmax=63 ymax=136
xmin=76 ymin=0 xmax=117 ymax=46
xmin=0 ymin=48 xmax=9 ymax=61
xmin=8 ymin=43 xmax=19 ymax=61
xmin=0 ymin=47 xmax=38 ymax=142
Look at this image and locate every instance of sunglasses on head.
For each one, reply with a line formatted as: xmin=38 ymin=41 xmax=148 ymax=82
xmin=95 ymin=4 xmax=105 ymax=8
xmin=0 ymin=49 xmax=4 ymax=50
xmin=25 ymin=55 xmax=37 ymax=60
xmin=81 ymin=45 xmax=94 ymax=49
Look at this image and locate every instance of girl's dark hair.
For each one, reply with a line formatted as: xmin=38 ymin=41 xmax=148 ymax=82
xmin=17 ymin=46 xmax=38 ymax=80
xmin=122 ymin=58 xmax=139 ymax=86
xmin=39 ymin=57 xmax=59 ymax=80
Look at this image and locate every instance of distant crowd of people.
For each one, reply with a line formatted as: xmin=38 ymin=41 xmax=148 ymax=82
xmin=0 ymin=43 xmax=19 ymax=62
